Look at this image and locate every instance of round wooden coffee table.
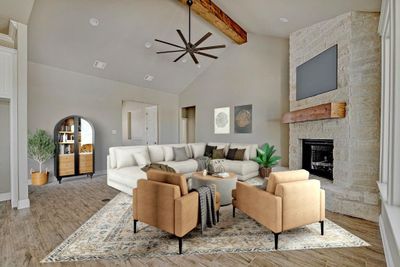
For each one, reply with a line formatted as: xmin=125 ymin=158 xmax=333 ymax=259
xmin=191 ymin=172 xmax=238 ymax=206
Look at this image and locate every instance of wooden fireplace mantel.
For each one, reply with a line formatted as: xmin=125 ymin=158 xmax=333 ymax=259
xmin=282 ymin=102 xmax=346 ymax=124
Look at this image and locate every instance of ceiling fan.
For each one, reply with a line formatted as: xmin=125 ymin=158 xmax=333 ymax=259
xmin=155 ymin=0 xmax=226 ymax=64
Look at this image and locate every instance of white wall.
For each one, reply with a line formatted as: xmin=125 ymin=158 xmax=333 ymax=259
xmin=179 ymin=33 xmax=289 ymax=165
xmin=28 ymin=62 xmax=179 ymax=176
xmin=0 ymin=99 xmax=10 ymax=194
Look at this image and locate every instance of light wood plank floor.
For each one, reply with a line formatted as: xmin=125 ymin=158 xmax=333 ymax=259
xmin=0 ymin=176 xmax=386 ymax=267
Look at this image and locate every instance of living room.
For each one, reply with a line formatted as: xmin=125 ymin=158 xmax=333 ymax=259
xmin=0 ymin=0 xmax=399 ymax=266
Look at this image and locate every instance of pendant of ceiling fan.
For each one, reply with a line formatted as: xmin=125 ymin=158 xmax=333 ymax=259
xmin=155 ymin=0 xmax=226 ymax=64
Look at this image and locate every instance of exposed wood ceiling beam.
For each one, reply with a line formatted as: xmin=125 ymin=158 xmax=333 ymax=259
xmin=178 ymin=0 xmax=247 ymax=45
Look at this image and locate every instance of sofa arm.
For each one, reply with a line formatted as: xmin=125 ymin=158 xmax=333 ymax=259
xmin=175 ymin=191 xmax=199 ymax=237
xmin=235 ymin=182 xmax=282 ymax=233
xmin=275 ymin=179 xmax=322 ymax=231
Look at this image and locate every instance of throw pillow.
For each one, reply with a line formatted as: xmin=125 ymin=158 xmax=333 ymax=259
xmin=189 ymin=143 xmax=206 ymax=158
xmin=163 ymin=146 xmax=174 ymax=161
xmin=226 ymin=148 xmax=238 ymax=160
xmin=133 ymin=152 xmax=150 ymax=167
xmin=204 ymin=145 xmax=217 ymax=158
xmin=174 ymin=146 xmax=189 ymax=161
xmin=115 ymin=149 xmax=135 ymax=169
xmin=148 ymin=145 xmax=164 ymax=163
xmin=212 ymin=148 xmax=225 ymax=159
xmin=141 ymin=163 xmax=176 ymax=173
xmin=234 ymin=149 xmax=246 ymax=161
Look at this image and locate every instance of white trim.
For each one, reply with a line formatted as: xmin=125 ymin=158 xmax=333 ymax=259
xmin=380 ymin=215 xmax=395 ymax=267
xmin=17 ymin=198 xmax=30 ymax=209
xmin=0 ymin=192 xmax=11 ymax=202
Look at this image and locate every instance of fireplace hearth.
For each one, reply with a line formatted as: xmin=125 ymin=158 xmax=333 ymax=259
xmin=302 ymin=139 xmax=334 ymax=180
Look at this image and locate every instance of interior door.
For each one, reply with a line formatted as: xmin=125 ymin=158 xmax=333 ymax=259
xmin=145 ymin=105 xmax=158 ymax=145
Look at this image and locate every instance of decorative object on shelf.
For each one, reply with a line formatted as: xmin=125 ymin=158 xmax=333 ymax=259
xmin=54 ymin=115 xmax=95 ymax=184
xmin=253 ymin=143 xmax=281 ymax=178
xmin=235 ymin=105 xmax=253 ymax=133
xmin=155 ymin=0 xmax=226 ymax=65
xmin=28 ymin=129 xmax=55 ymax=186
xmin=214 ymin=107 xmax=230 ymax=134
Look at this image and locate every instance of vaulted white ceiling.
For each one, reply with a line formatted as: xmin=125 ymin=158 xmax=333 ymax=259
xmin=24 ymin=0 xmax=382 ymax=93
xmin=0 ymin=0 xmax=35 ymax=33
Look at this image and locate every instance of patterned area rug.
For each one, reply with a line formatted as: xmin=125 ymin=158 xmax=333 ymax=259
xmin=42 ymin=193 xmax=369 ymax=263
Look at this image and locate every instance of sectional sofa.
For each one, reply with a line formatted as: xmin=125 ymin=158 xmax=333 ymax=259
xmin=107 ymin=142 xmax=260 ymax=195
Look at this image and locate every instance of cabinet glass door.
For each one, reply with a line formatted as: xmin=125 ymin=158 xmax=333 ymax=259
xmin=78 ymin=118 xmax=94 ymax=174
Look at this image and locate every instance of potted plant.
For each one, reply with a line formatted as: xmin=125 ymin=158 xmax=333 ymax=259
xmin=28 ymin=129 xmax=55 ymax=185
xmin=253 ymin=143 xmax=282 ymax=178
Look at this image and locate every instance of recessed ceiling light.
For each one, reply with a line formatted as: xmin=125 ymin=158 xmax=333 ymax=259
xmin=279 ymin=17 xmax=289 ymax=23
xmin=89 ymin=18 xmax=100 ymax=26
xmin=145 ymin=42 xmax=152 ymax=49
xmin=197 ymin=64 xmax=201 ymax=68
xmin=93 ymin=60 xmax=107 ymax=70
xmin=144 ymin=74 xmax=154 ymax=81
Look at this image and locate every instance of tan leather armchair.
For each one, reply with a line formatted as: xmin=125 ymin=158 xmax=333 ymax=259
xmin=232 ymin=169 xmax=325 ymax=249
xmin=132 ymin=169 xmax=221 ymax=254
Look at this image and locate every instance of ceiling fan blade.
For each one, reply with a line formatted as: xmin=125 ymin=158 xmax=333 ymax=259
xmin=177 ymin=29 xmax=189 ymax=48
xmin=174 ymin=52 xmax=188 ymax=62
xmin=155 ymin=39 xmax=185 ymax=49
xmin=193 ymin=32 xmax=212 ymax=48
xmin=157 ymin=49 xmax=186 ymax=54
xmin=195 ymin=44 xmax=226 ymax=51
xmin=194 ymin=51 xmax=218 ymax=59
xmin=189 ymin=52 xmax=199 ymax=64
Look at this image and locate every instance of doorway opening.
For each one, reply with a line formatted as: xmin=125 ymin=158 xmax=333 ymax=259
xmin=0 ymin=99 xmax=10 ymax=200
xmin=181 ymin=106 xmax=196 ymax=144
xmin=122 ymin=101 xmax=158 ymax=146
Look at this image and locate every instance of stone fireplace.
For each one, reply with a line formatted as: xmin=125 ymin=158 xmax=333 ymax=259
xmin=288 ymin=12 xmax=381 ymax=222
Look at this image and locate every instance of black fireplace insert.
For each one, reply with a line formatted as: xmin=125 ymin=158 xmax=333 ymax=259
xmin=302 ymin=139 xmax=334 ymax=180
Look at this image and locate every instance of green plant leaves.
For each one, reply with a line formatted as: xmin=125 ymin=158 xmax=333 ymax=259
xmin=28 ymin=129 xmax=55 ymax=171
xmin=252 ymin=143 xmax=281 ymax=168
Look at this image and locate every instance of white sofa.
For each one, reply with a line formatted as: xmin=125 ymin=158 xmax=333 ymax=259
xmin=107 ymin=142 xmax=260 ymax=195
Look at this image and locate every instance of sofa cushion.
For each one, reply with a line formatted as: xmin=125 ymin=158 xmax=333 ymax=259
xmin=230 ymin=143 xmax=258 ymax=160
xmin=189 ymin=143 xmax=206 ymax=158
xmin=234 ymin=149 xmax=246 ymax=161
xmin=226 ymin=148 xmax=238 ymax=160
xmin=147 ymin=169 xmax=189 ymax=195
xmin=110 ymin=146 xmax=148 ymax=169
xmin=174 ymin=147 xmax=189 ymax=161
xmin=148 ymin=145 xmax=164 ymax=163
xmin=212 ymin=148 xmax=225 ymax=159
xmin=163 ymin=146 xmax=174 ymax=161
xmin=115 ymin=149 xmax=136 ymax=169
xmin=133 ymin=152 xmax=151 ymax=167
xmin=160 ymin=159 xmax=198 ymax=174
xmin=220 ymin=160 xmax=259 ymax=176
xmin=108 ymin=166 xmax=146 ymax=188
xmin=208 ymin=143 xmax=230 ymax=156
xmin=204 ymin=145 xmax=217 ymax=158
xmin=267 ymin=169 xmax=309 ymax=194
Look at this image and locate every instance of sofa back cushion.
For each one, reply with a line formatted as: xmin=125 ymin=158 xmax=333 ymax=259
xmin=147 ymin=169 xmax=189 ymax=195
xmin=148 ymin=145 xmax=165 ymax=163
xmin=189 ymin=143 xmax=206 ymax=158
xmin=110 ymin=146 xmax=149 ymax=169
xmin=267 ymin=169 xmax=309 ymax=194
xmin=173 ymin=147 xmax=189 ymax=161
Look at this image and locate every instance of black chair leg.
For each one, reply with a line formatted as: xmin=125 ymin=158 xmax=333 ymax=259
xmin=233 ymin=206 xmax=236 ymax=217
xmin=178 ymin=237 xmax=183 ymax=254
xmin=133 ymin=220 xmax=138 ymax=233
xmin=273 ymin=232 xmax=281 ymax=250
xmin=320 ymin=221 xmax=324 ymax=235
xmin=217 ymin=210 xmax=220 ymax=222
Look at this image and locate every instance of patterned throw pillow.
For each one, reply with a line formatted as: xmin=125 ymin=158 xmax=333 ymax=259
xmin=204 ymin=145 xmax=217 ymax=158
xmin=212 ymin=148 xmax=225 ymax=159
xmin=234 ymin=149 xmax=246 ymax=161
xmin=226 ymin=148 xmax=238 ymax=160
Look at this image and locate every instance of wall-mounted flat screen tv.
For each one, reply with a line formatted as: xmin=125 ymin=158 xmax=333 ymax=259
xmin=296 ymin=45 xmax=338 ymax=100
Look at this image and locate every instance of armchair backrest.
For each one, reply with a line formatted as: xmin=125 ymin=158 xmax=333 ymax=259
xmin=275 ymin=179 xmax=323 ymax=231
xmin=147 ymin=169 xmax=189 ymax=195
xmin=267 ymin=169 xmax=309 ymax=194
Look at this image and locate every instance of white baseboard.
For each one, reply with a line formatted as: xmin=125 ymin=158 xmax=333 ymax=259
xmin=0 ymin=192 xmax=11 ymax=202
xmin=17 ymin=198 xmax=30 ymax=209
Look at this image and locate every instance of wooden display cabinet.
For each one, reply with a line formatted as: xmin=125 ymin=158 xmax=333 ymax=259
xmin=54 ymin=115 xmax=95 ymax=183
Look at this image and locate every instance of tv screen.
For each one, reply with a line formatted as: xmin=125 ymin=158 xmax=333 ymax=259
xmin=296 ymin=45 xmax=338 ymax=100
